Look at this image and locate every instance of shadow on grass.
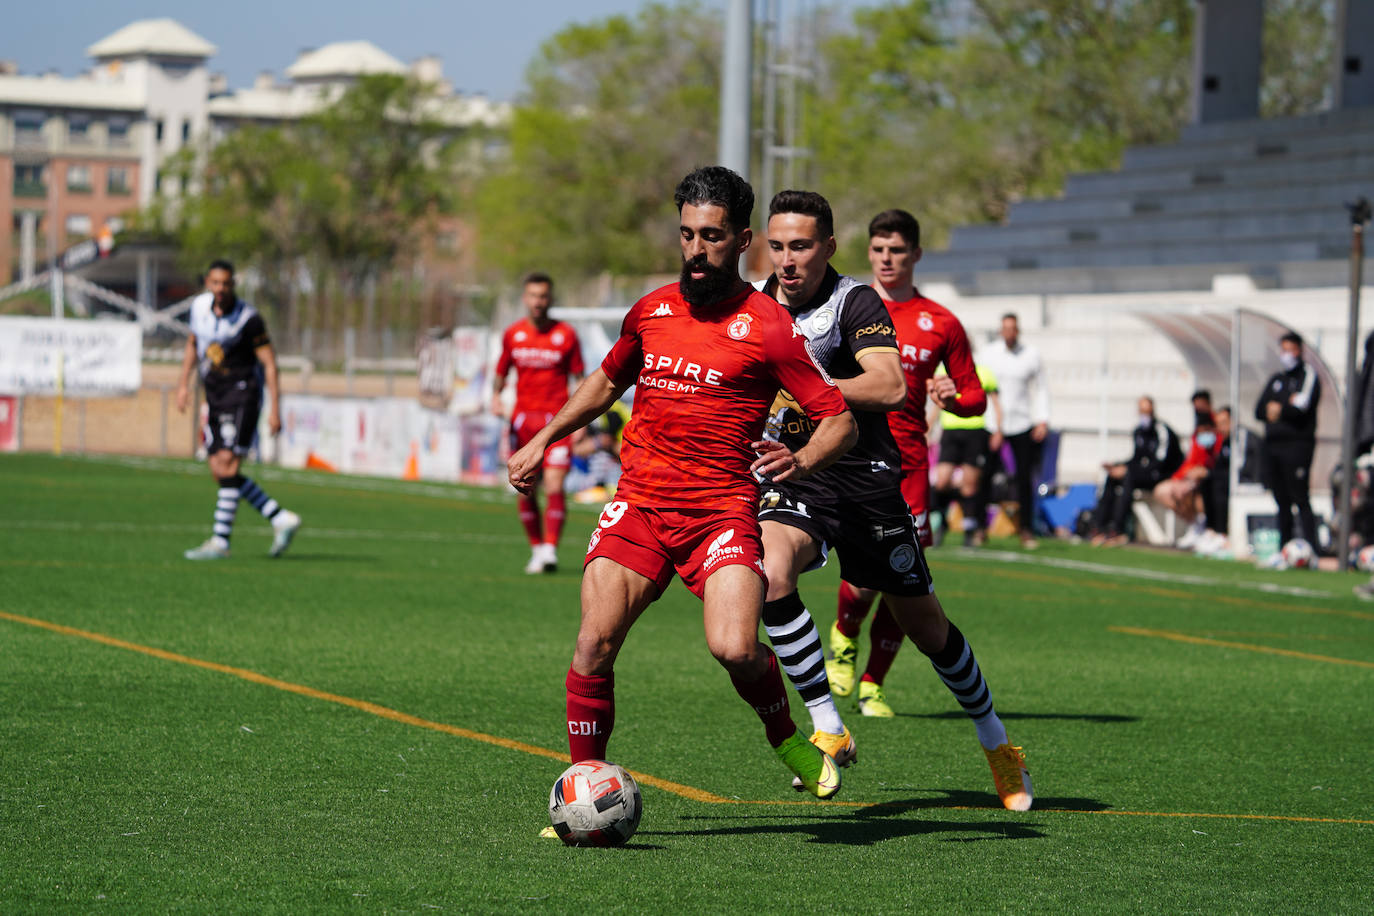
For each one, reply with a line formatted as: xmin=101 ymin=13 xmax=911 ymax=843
xmin=899 ymin=710 xmax=1138 ymax=724
xmin=868 ymin=788 xmax=1112 ymax=813
xmin=251 ymin=553 xmax=379 ymax=563
xmin=644 ymin=801 xmax=1049 ymax=845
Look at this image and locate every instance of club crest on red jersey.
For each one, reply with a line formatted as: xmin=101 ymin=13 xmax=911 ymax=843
xmin=728 ymin=313 xmax=753 ymax=340
xmin=918 ymin=313 xmax=934 ymax=331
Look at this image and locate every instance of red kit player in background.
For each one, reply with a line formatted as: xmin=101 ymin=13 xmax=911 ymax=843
xmin=829 ymin=209 xmax=986 ymax=719
xmin=493 ymin=272 xmax=585 ymax=574
xmin=509 ymin=166 xmax=858 ymax=809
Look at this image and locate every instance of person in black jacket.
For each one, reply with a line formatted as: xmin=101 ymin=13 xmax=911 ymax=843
xmin=1254 ymin=331 xmax=1321 ymax=549
xmin=1091 ymin=395 xmax=1184 ymax=545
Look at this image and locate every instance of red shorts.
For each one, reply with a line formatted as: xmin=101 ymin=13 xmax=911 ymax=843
xmin=510 ymin=410 xmax=572 ymax=471
xmin=896 ymin=437 xmax=932 ymax=547
xmin=583 ymin=501 xmax=766 ymax=600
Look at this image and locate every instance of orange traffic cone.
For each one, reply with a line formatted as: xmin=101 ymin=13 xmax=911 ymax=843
xmin=305 ymin=452 xmax=337 ymax=473
xmin=403 ymin=441 xmax=420 ymax=480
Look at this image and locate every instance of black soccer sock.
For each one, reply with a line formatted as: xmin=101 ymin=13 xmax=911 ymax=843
xmin=214 ymin=475 xmax=243 ymax=543
xmin=239 ymin=477 xmax=281 ymax=520
xmin=923 ymin=622 xmax=1006 ymax=748
xmin=761 ymin=591 xmax=832 ymax=709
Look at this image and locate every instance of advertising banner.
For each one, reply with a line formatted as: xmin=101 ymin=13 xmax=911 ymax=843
xmin=0 ymin=317 xmax=141 ymax=396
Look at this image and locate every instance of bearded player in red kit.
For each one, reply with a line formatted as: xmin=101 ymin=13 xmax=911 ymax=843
xmin=509 ymin=166 xmax=858 ymax=808
xmin=494 ymin=272 xmax=585 ymax=574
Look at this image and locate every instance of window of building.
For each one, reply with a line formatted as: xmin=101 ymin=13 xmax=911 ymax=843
xmin=65 ymin=214 xmax=92 ymax=239
xmin=66 ymin=164 xmax=93 ymax=192
xmin=68 ymin=114 xmax=91 ymax=144
xmin=108 ymin=118 xmax=131 ymax=147
xmin=14 ymin=109 xmax=45 ymax=146
xmin=181 ymin=121 xmax=191 ymax=142
xmin=107 ymin=166 xmax=131 ymax=195
xmin=13 ymin=163 xmax=45 ymax=197
xmin=155 ymin=120 xmax=164 ymax=142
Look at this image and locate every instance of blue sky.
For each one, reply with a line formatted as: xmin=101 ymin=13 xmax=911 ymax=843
xmin=1 ymin=1 xmax=868 ymax=102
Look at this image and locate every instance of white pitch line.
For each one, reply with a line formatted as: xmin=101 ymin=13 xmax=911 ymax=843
xmin=0 ymin=518 xmax=524 ymax=545
xmin=961 ymin=548 xmax=1337 ymax=601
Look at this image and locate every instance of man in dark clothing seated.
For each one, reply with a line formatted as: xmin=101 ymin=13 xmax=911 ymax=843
xmin=1091 ymin=395 xmax=1183 ymax=545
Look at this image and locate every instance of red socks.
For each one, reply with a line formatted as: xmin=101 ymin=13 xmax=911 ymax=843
xmin=545 ymin=492 xmax=566 ymax=547
xmin=836 ymin=580 xmax=872 ymax=639
xmin=565 ymin=668 xmax=614 ymax=761
xmin=728 ymin=649 xmax=797 ymax=747
xmin=518 ymin=494 xmax=543 ymax=546
xmin=862 ymin=599 xmax=905 ymax=685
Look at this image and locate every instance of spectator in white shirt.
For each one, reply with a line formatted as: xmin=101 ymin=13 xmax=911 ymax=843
xmin=976 ymin=313 xmax=1051 ymax=548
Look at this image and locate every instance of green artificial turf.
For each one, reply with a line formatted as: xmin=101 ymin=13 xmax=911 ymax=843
xmin=2 ymin=452 xmax=1370 ymax=912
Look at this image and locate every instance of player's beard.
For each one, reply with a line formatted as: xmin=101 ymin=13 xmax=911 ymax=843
xmin=679 ymin=255 xmax=737 ymax=308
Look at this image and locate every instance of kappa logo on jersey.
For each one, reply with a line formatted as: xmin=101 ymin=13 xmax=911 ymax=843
xmin=728 ymin=313 xmax=754 ymax=340
xmin=703 ymin=528 xmax=746 ymax=571
xmin=651 ymin=302 xmax=675 ymax=318
xmin=918 ymin=313 xmax=935 ymax=331
xmin=889 ymin=543 xmax=917 ymax=573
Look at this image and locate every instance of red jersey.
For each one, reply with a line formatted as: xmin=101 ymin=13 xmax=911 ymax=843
xmin=600 ymin=283 xmax=847 ymax=510
xmin=886 ymin=294 xmax=984 ymax=453
xmin=495 ymin=318 xmax=585 ymax=416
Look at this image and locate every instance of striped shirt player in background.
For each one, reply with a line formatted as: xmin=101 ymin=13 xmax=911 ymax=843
xmin=493 ymin=273 xmax=585 ymax=574
xmin=508 ymin=166 xmax=858 ymax=806
xmin=758 ymin=194 xmax=1031 ymax=810
xmin=175 ymin=259 xmax=301 ymax=560
xmin=827 ymin=209 xmax=989 ymax=724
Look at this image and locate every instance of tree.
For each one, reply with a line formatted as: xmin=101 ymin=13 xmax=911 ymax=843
xmin=471 ymin=2 xmax=723 ymax=281
xmin=141 ymin=74 xmax=459 ymax=340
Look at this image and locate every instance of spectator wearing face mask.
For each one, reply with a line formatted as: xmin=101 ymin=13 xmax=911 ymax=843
xmin=1254 ymin=332 xmax=1321 ymax=552
xmin=1089 ymin=395 xmax=1184 ymax=545
xmin=1154 ymin=411 xmax=1222 ymax=548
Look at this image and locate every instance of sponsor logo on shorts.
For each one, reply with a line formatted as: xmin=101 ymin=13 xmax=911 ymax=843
xmin=587 ymin=529 xmax=603 ymax=553
xmin=889 ymin=543 xmax=917 ymax=573
xmin=703 ymin=528 xmax=747 ymax=571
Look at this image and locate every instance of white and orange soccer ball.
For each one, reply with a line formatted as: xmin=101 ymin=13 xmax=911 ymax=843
xmin=1356 ymin=544 xmax=1374 ymax=572
xmin=1280 ymin=538 xmax=1315 ymax=569
xmin=548 ymin=759 xmax=642 ymax=847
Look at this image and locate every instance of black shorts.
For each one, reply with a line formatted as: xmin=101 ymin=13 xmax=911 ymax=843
xmin=938 ymin=428 xmax=990 ymax=469
xmin=204 ymin=392 xmax=261 ymax=456
xmin=758 ymin=485 xmax=934 ymax=596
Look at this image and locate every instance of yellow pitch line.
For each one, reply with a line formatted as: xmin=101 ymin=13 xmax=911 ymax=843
xmin=0 ymin=610 xmax=727 ymax=804
xmin=5 ymin=610 xmax=1370 ymax=825
xmin=1111 ymin=626 xmax=1374 ymax=669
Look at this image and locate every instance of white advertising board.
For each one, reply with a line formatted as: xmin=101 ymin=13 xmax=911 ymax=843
xmin=277 ymin=395 xmax=463 ymax=482
xmin=0 ymin=317 xmax=141 ymax=396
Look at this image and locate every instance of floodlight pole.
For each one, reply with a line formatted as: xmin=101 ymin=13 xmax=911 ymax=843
xmin=1337 ymin=197 xmax=1370 ymax=571
xmin=718 ymin=0 xmax=752 ymax=180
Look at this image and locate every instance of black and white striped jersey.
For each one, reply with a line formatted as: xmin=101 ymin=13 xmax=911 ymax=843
xmin=758 ymin=265 xmax=904 ymax=505
xmin=188 ymin=292 xmax=270 ymax=403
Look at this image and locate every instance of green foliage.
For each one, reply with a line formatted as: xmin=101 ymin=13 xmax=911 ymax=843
xmin=811 ymin=0 xmax=1195 ymax=266
xmin=1262 ymin=0 xmax=1336 ymax=116
xmin=472 ymin=2 xmax=722 ymax=281
xmin=139 ymin=75 xmax=457 ymax=330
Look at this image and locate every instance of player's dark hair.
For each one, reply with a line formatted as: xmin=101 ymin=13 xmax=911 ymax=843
xmin=674 ymin=166 xmax=754 ymax=232
xmin=1216 ymin=405 xmax=1232 ymax=416
xmin=1191 ymin=389 xmax=1212 ymax=403
xmin=1281 ymin=331 xmax=1304 ymax=348
xmin=207 ymin=258 xmax=235 ymax=276
xmin=523 ymin=271 xmax=553 ymax=290
xmin=868 ymin=208 xmax=920 ymax=248
xmin=769 ymin=190 xmax=834 ymax=239
xmin=1001 ymin=312 xmax=1018 ymax=323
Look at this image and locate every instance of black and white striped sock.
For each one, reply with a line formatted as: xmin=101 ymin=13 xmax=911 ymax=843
xmin=926 ymin=622 xmax=1008 ymax=750
xmin=213 ymin=476 xmax=242 ymax=545
xmin=238 ymin=477 xmax=281 ymax=520
xmin=762 ymin=591 xmax=844 ymax=735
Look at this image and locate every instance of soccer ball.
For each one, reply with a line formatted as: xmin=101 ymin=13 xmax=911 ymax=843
xmin=1356 ymin=544 xmax=1374 ymax=572
xmin=547 ymin=759 xmax=641 ymax=847
xmin=1280 ymin=538 xmax=1315 ymax=569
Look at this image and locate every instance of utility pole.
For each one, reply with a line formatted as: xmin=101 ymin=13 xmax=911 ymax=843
xmin=1338 ymin=197 xmax=1370 ymax=571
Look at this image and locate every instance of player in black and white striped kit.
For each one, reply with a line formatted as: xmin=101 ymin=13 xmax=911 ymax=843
xmin=175 ymin=259 xmax=300 ymax=559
